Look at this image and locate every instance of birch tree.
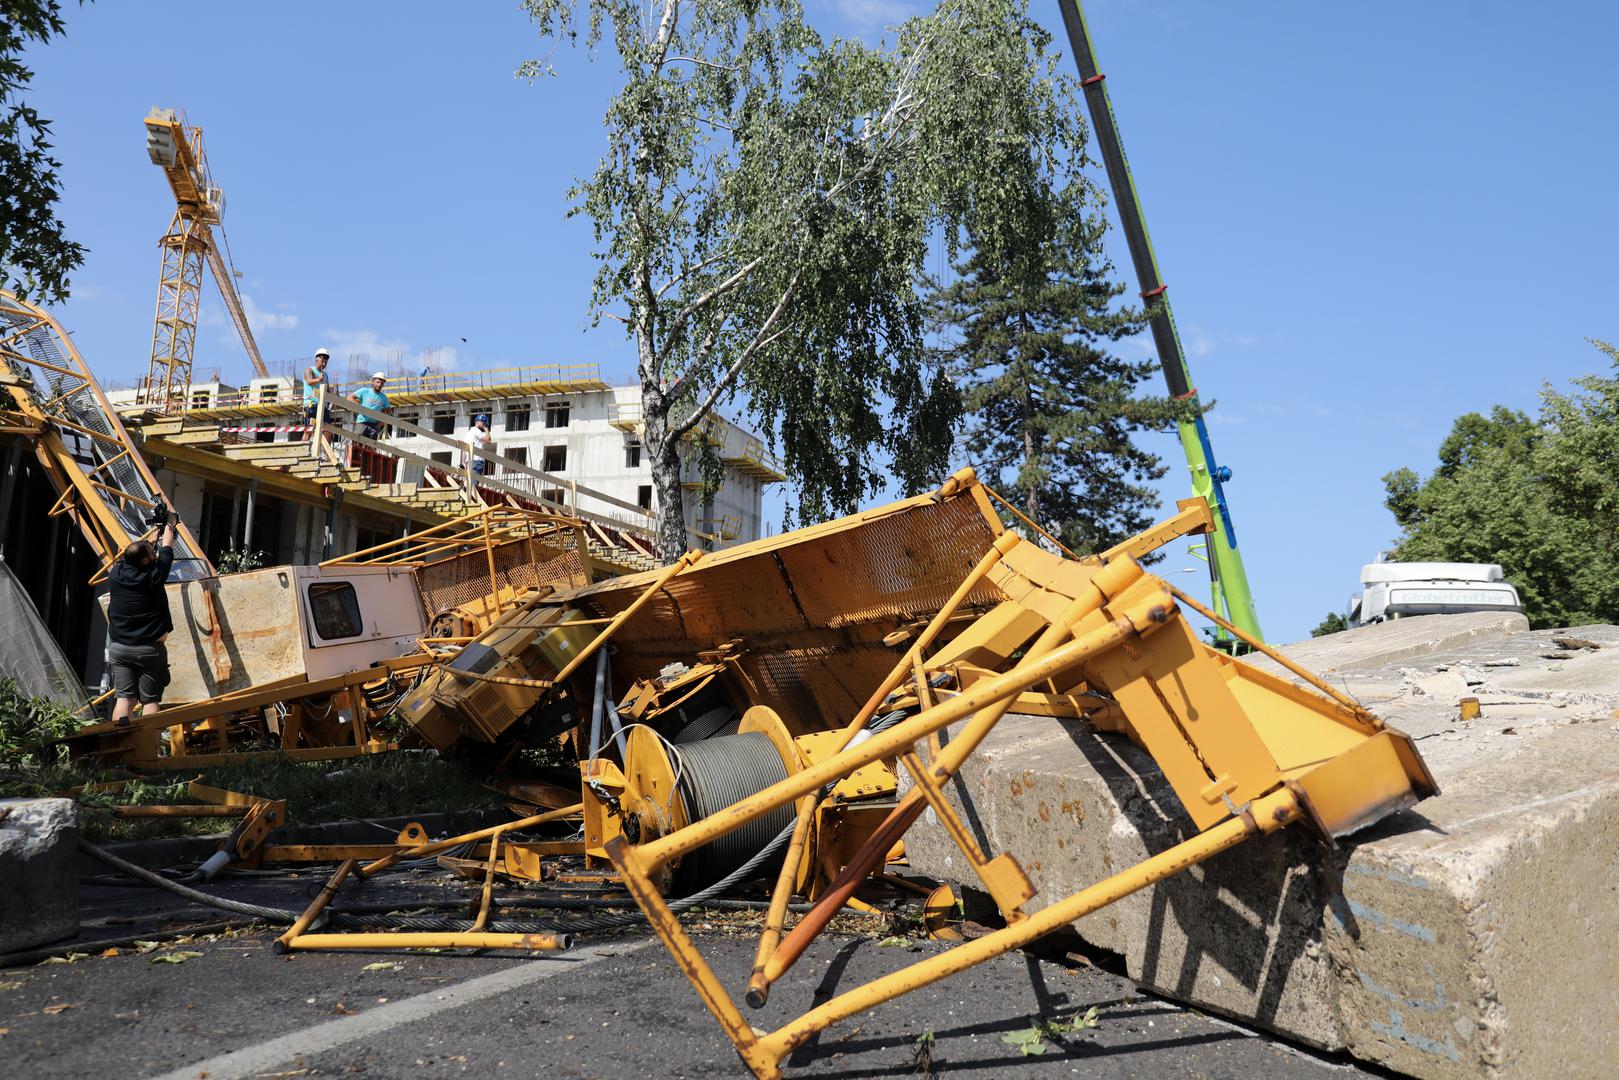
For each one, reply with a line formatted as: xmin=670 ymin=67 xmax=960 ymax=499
xmin=521 ymin=0 xmax=1084 ymax=559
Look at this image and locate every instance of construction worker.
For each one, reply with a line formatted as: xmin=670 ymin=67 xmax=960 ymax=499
xmin=466 ymin=413 xmax=493 ymax=475
xmin=107 ymin=506 xmax=178 ymax=727
xmin=302 ymin=348 xmax=332 ymax=438
xmin=352 ymin=371 xmax=390 ymax=441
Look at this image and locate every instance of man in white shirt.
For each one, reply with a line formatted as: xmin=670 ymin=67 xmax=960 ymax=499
xmin=466 ymin=413 xmax=493 ymax=475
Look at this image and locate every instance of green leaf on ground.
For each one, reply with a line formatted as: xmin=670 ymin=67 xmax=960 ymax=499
xmin=1001 ymin=1008 xmax=1100 ymax=1056
xmin=1000 ymin=1025 xmax=1050 ymax=1055
xmin=361 ymin=962 xmax=402 ymax=973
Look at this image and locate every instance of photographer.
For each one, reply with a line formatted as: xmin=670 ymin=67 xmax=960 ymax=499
xmin=107 ymin=502 xmax=178 ymax=727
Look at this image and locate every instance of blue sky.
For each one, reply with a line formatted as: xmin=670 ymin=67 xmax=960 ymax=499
xmin=23 ymin=1 xmax=1619 ymax=642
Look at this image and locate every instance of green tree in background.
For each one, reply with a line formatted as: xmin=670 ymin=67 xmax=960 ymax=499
xmin=1381 ymin=345 xmax=1619 ymax=629
xmin=1 ymin=1 xmax=86 ymax=304
xmin=1539 ymin=339 xmax=1619 ymax=542
xmin=1310 ymin=611 xmax=1348 ymax=638
xmin=931 ymin=202 xmax=1184 ymax=555
xmin=519 ymin=0 xmax=1084 ymax=560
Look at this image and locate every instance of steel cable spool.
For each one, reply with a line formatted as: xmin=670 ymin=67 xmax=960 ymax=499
xmin=672 ymin=705 xmax=740 ymax=744
xmin=669 ymin=731 xmax=793 ymax=894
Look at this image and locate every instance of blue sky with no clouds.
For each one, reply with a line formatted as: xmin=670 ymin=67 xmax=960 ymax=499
xmin=21 ymin=0 xmax=1619 ymax=642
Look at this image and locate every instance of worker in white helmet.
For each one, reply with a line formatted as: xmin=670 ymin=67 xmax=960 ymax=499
xmin=466 ymin=412 xmax=493 ymax=476
xmin=301 ymin=348 xmax=332 ymax=439
xmin=352 ymin=371 xmax=391 ymax=441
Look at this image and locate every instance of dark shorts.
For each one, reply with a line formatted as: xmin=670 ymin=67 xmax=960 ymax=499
xmin=109 ymin=641 xmax=170 ymax=704
xmin=359 ymin=422 xmax=382 ymax=442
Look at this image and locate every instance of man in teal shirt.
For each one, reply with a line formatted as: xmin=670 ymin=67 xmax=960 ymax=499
xmin=352 ymin=372 xmax=390 ymax=441
xmin=301 ymin=348 xmax=331 ymax=438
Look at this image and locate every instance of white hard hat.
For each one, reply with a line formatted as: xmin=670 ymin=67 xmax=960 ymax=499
xmin=371 ymin=371 xmax=387 ymax=381
xmin=314 ymin=347 xmax=331 ymax=359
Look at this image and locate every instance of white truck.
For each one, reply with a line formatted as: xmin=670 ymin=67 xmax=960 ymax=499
xmin=1347 ymin=561 xmax=1524 ymax=627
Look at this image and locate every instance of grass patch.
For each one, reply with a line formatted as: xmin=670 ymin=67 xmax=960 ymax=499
xmin=0 ymin=681 xmax=507 ymax=841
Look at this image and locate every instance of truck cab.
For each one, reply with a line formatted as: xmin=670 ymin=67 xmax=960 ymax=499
xmin=1347 ymin=561 xmax=1524 ymax=627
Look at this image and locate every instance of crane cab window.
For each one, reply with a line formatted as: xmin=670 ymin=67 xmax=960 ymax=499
xmin=307 ymin=581 xmax=363 ymax=641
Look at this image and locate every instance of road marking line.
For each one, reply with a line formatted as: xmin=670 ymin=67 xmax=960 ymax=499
xmin=148 ymin=942 xmax=637 ymax=1080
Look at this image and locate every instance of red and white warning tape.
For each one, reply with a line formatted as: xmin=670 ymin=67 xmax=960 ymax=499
xmin=221 ymin=425 xmax=312 ymax=434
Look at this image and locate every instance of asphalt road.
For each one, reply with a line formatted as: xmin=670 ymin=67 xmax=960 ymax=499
xmin=0 ymin=925 xmax=1374 ymax=1080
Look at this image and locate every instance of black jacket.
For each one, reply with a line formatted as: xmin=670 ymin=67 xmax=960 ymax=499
xmin=107 ymin=546 xmax=174 ymax=645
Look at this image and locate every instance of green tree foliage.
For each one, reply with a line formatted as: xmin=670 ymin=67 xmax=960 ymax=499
xmin=1310 ymin=611 xmax=1347 ymax=638
xmin=1381 ymin=351 xmax=1619 ymax=629
xmin=931 ymin=202 xmax=1185 ymax=555
xmin=519 ymin=0 xmax=1088 ymax=559
xmin=1 ymin=1 xmax=86 ymax=304
xmin=0 ymin=676 xmax=77 ymax=772
xmin=1539 ymin=339 xmax=1619 ymax=541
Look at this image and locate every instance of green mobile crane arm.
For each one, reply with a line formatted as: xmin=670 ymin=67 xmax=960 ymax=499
xmin=1054 ymin=0 xmax=1263 ymax=644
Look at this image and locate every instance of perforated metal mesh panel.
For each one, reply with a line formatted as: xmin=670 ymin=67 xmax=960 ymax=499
xmin=416 ymin=540 xmax=588 ymax=618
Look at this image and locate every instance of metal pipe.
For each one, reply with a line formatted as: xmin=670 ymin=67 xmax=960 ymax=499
xmin=603 ymin=680 xmax=630 ymax=761
xmin=282 ymin=931 xmax=570 ymax=953
xmin=587 ymin=646 xmax=609 ymax=759
xmin=747 ymin=788 xmax=1300 ymax=1071
xmin=274 ymin=857 xmax=355 ymax=952
xmin=473 ymin=829 xmax=504 ymax=931
xmin=112 ymin=805 xmax=247 ymax=818
xmin=744 ymin=793 xmax=817 ymax=1008
xmin=357 ymin=803 xmax=582 ymax=878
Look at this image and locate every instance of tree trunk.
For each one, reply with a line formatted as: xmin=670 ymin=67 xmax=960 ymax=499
xmin=640 ymin=377 xmax=688 ymax=564
xmin=1019 ymin=360 xmax=1041 ymax=526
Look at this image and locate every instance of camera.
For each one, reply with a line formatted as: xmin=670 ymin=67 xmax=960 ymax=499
xmin=145 ymin=498 xmax=172 ymax=529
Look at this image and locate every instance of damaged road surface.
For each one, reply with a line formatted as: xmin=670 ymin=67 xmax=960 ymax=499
xmin=0 ymin=926 xmax=1378 ymax=1079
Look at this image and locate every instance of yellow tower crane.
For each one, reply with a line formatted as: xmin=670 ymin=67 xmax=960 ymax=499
xmin=141 ymin=107 xmax=269 ymax=406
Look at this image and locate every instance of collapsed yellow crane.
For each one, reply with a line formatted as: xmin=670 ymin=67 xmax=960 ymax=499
xmin=141 ymin=107 xmax=268 ymax=405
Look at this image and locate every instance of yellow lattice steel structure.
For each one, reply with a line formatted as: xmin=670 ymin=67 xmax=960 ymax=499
xmin=0 ymin=290 xmax=210 ymax=580
xmin=142 ymin=108 xmax=268 ymax=407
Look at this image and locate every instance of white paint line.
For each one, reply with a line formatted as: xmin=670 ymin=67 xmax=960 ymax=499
xmin=147 ymin=942 xmax=637 ymax=1080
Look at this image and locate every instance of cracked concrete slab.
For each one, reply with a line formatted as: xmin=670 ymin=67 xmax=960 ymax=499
xmin=904 ymin=614 xmax=1619 ymax=1079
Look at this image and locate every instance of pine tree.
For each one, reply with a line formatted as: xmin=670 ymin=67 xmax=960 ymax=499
xmin=932 ymin=208 xmax=1186 ymax=555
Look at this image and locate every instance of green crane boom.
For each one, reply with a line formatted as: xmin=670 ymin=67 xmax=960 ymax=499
xmin=1054 ymin=0 xmax=1263 ymax=644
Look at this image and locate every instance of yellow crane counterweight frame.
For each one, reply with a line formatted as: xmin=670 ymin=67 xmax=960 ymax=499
xmin=597 ymin=469 xmax=1435 ymax=1080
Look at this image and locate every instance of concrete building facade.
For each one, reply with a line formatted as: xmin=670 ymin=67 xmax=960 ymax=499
xmin=109 ymin=366 xmax=785 ymax=553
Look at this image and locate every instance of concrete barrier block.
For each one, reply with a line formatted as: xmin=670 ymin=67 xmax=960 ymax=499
xmin=0 ymin=797 xmax=80 ymax=954
xmin=1329 ymin=724 xmax=1619 ymax=1078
